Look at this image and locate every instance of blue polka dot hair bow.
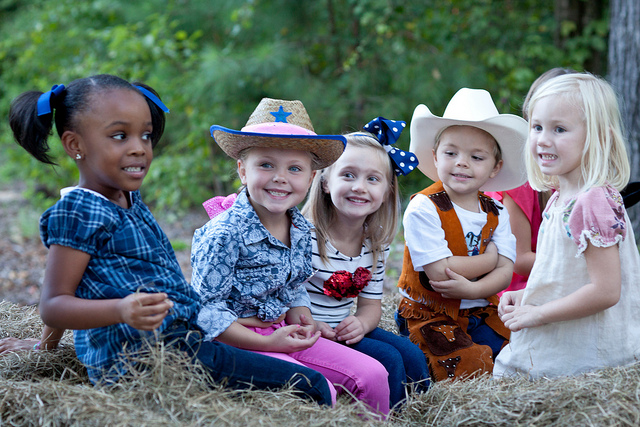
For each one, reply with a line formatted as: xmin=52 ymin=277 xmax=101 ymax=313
xmin=363 ymin=117 xmax=419 ymax=176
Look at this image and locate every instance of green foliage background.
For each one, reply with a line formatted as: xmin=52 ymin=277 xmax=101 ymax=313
xmin=0 ymin=0 xmax=608 ymax=210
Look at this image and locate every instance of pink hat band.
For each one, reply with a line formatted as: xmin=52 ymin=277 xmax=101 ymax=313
xmin=241 ymin=122 xmax=317 ymax=136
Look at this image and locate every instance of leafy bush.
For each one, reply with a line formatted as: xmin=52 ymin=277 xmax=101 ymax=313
xmin=0 ymin=0 xmax=608 ymax=210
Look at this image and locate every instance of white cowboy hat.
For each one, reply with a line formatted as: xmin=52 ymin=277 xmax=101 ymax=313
xmin=211 ymin=98 xmax=346 ymax=170
xmin=409 ymin=88 xmax=528 ymax=192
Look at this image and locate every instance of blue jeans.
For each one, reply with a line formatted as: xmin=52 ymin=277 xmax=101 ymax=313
xmin=160 ymin=322 xmax=332 ymax=405
xmin=348 ymin=327 xmax=430 ymax=409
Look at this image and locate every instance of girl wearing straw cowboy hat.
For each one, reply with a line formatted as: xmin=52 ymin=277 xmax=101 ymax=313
xmin=192 ymin=98 xmax=391 ymax=418
xmin=396 ymin=88 xmax=527 ymax=381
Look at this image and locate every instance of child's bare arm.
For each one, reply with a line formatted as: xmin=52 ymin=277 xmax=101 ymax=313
xmin=430 ymin=253 xmax=513 ymax=300
xmin=37 ymin=325 xmax=65 ymax=350
xmin=501 ymin=243 xmax=620 ymax=331
xmin=39 ymin=245 xmax=172 ymax=331
xmin=422 ymin=241 xmax=499 ymax=281
xmin=215 ymin=320 xmax=320 ymax=353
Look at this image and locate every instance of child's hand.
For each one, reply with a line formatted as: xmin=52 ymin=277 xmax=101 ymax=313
xmin=429 ymin=268 xmax=473 ymax=299
xmin=291 ymin=314 xmax=317 ymax=339
xmin=498 ymin=289 xmax=524 ymax=317
xmin=0 ymin=337 xmax=39 ymax=355
xmin=334 ymin=315 xmax=365 ymax=345
xmin=265 ymin=324 xmax=321 ymax=353
xmin=117 ymin=292 xmax=173 ymax=331
xmin=499 ymin=304 xmax=544 ymax=331
xmin=314 ymin=320 xmax=337 ymax=340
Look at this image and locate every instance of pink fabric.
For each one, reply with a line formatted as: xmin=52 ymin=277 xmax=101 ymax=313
xmin=247 ymin=321 xmax=390 ymax=417
xmin=241 ymin=122 xmax=317 ymax=135
xmin=561 ymin=185 xmax=626 ymax=255
xmin=202 ymin=193 xmax=237 ymax=219
xmin=485 ymin=182 xmax=542 ymax=295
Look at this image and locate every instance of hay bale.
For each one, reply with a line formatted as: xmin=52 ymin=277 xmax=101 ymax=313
xmin=2 ymin=299 xmax=640 ymax=426
xmin=0 ymin=301 xmax=383 ymax=426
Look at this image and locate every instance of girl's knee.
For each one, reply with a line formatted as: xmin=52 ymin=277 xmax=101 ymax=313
xmin=361 ymin=357 xmax=389 ymax=385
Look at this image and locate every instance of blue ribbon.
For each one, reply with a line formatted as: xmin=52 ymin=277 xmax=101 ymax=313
xmin=134 ymin=85 xmax=170 ymax=113
xmin=36 ymin=84 xmax=66 ymax=116
xmin=363 ymin=117 xmax=418 ymax=176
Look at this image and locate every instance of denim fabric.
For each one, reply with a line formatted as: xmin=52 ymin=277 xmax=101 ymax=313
xmin=394 ymin=310 xmax=410 ymax=337
xmin=349 ymin=327 xmax=430 ymax=409
xmin=161 ymin=322 xmax=332 ymax=406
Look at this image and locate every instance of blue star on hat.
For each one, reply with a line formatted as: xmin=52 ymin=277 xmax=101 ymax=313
xmin=270 ymin=106 xmax=292 ymax=123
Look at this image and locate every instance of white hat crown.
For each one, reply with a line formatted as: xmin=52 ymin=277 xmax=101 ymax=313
xmin=442 ymin=88 xmax=500 ymax=121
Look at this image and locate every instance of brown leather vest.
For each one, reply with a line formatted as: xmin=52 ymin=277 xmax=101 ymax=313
xmin=398 ymin=181 xmax=500 ymax=319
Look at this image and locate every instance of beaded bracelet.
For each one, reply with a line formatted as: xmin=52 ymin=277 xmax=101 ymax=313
xmin=33 ymin=341 xmax=41 ymax=351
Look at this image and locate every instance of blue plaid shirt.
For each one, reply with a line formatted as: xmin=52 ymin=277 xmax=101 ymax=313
xmin=40 ymin=188 xmax=199 ymax=384
xmin=191 ymin=189 xmax=313 ymax=341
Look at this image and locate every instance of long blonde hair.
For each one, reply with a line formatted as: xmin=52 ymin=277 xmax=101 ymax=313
xmin=525 ymin=73 xmax=630 ymax=193
xmin=302 ymin=132 xmax=400 ymax=264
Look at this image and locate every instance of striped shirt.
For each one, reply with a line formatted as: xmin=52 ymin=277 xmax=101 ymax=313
xmin=305 ymin=231 xmax=387 ymax=327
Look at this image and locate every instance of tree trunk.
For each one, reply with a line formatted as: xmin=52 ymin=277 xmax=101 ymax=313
xmin=555 ymin=0 xmax=607 ymax=75
xmin=608 ymin=0 xmax=640 ymax=241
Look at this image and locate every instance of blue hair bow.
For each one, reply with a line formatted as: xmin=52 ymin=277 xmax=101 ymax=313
xmin=134 ymin=85 xmax=170 ymax=113
xmin=37 ymin=84 xmax=66 ymax=116
xmin=363 ymin=117 xmax=418 ymax=176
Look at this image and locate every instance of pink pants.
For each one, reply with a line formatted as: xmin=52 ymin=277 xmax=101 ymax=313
xmin=249 ymin=322 xmax=390 ymax=416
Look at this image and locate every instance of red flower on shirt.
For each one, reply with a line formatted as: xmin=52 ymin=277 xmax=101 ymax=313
xmin=323 ymin=267 xmax=372 ymax=300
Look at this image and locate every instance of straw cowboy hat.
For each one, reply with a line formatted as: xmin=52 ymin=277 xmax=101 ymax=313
xmin=211 ymin=98 xmax=346 ymax=169
xmin=409 ymin=88 xmax=528 ymax=192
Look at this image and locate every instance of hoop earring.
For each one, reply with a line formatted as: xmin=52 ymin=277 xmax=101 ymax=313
xmin=75 ymin=153 xmax=82 ymax=160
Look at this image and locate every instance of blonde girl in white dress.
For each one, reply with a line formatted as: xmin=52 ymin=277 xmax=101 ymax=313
xmin=494 ymin=73 xmax=640 ymax=379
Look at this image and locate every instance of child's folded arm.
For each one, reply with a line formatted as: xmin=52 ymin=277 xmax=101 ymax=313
xmin=429 ymin=254 xmax=513 ymax=300
xmin=421 ymin=241 xmax=499 ymax=282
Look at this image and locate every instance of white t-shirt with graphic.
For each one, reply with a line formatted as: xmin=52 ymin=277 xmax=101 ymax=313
xmin=401 ymin=193 xmax=516 ymax=309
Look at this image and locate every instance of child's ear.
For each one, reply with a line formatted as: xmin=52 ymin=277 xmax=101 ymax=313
xmin=237 ymin=159 xmax=248 ymax=185
xmin=320 ymin=174 xmax=330 ymax=193
xmin=489 ymin=159 xmax=504 ymax=179
xmin=308 ymin=170 xmax=316 ymax=188
xmin=61 ymin=130 xmax=83 ymax=160
xmin=432 ymin=149 xmax=438 ymax=167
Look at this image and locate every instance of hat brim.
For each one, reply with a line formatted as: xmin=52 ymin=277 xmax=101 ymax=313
xmin=211 ymin=125 xmax=347 ymax=170
xmin=409 ymin=104 xmax=528 ymax=192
